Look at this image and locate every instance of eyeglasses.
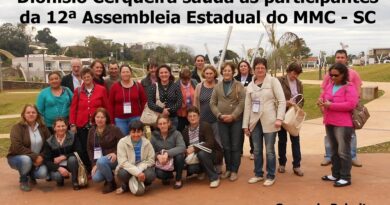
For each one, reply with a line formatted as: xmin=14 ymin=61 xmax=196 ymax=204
xmin=329 ymin=74 xmax=340 ymax=77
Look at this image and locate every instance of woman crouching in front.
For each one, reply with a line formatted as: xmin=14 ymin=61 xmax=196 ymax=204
xmin=44 ymin=117 xmax=82 ymax=190
xmin=151 ymin=116 xmax=186 ymax=189
xmin=116 ymin=120 xmax=156 ymax=195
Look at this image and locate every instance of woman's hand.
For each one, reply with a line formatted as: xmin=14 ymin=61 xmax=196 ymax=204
xmin=54 ymin=155 xmax=67 ymax=164
xmin=186 ymin=146 xmax=195 ymax=155
xmin=58 ymin=167 xmax=70 ymax=177
xmin=91 ymin=165 xmax=97 ymax=176
xmin=137 ymin=173 xmax=146 ymax=182
xmin=323 ymin=100 xmax=332 ymax=108
xmin=162 ymin=108 xmax=170 ymax=117
xmin=106 ymin=153 xmax=117 ymax=163
xmin=34 ymin=155 xmax=44 ymax=167
xmin=243 ymin=128 xmax=251 ymax=137
xmin=70 ymin=126 xmax=77 ymax=134
xmin=274 ymin=119 xmax=282 ymax=129
xmin=157 ymin=154 xmax=167 ymax=165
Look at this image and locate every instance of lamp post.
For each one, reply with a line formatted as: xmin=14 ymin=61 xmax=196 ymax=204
xmin=0 ymin=55 xmax=3 ymax=92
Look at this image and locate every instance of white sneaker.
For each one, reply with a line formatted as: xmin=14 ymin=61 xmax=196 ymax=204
xmin=248 ymin=176 xmax=264 ymax=184
xmin=209 ymin=179 xmax=220 ymax=188
xmin=115 ymin=187 xmax=124 ymax=194
xmin=263 ymin=178 xmax=275 ymax=186
xmin=221 ymin=171 xmax=231 ymax=179
xmin=229 ymin=172 xmax=238 ymax=181
xmin=197 ymin=173 xmax=206 ymax=180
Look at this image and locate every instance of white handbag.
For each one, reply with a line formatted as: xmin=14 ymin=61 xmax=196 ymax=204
xmin=282 ymin=94 xmax=306 ymax=136
xmin=140 ymin=83 xmax=164 ymax=126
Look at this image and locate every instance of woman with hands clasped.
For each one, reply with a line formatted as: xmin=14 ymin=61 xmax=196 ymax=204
xmin=242 ymin=58 xmax=286 ymax=187
xmin=87 ymin=108 xmax=124 ymax=194
xmin=44 ymin=118 xmax=82 ymax=190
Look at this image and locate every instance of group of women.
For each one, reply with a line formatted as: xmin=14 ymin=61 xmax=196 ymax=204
xmin=7 ymin=54 xmax=358 ymax=195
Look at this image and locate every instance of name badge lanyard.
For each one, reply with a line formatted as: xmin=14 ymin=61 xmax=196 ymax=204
xmin=86 ymin=86 xmax=95 ymax=126
xmin=93 ymin=130 xmax=103 ymax=160
xmin=182 ymin=81 xmax=192 ymax=107
xmin=122 ymin=85 xmax=132 ymax=114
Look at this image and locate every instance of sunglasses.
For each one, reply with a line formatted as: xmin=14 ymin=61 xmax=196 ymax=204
xmin=329 ymin=74 xmax=340 ymax=77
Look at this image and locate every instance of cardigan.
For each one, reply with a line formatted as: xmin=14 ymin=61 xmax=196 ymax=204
xmin=7 ymin=122 xmax=51 ymax=161
xmin=69 ymin=83 xmax=109 ymax=127
xmin=242 ymin=74 xmax=286 ymax=133
xmin=87 ymin=125 xmax=124 ymax=166
xmin=209 ymin=79 xmax=245 ymax=121
xmin=108 ymin=81 xmax=147 ymax=120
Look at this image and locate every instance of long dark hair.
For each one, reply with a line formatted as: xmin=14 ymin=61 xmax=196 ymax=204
xmin=156 ymin=65 xmax=175 ymax=83
xmin=329 ymin=63 xmax=349 ymax=85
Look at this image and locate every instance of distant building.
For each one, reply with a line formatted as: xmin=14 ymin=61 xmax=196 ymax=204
xmin=301 ymin=57 xmax=318 ymax=68
xmin=12 ymin=54 xmax=92 ymax=82
xmin=368 ymin=48 xmax=390 ymax=57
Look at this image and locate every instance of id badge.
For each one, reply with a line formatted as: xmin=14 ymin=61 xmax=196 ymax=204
xmin=123 ymin=102 xmax=132 ymax=114
xmin=94 ymin=147 xmax=103 ymax=160
xmin=252 ymin=101 xmax=260 ymax=113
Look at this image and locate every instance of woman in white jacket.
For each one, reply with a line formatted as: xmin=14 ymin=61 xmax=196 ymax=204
xmin=115 ymin=120 xmax=156 ymax=195
xmin=242 ymin=58 xmax=286 ymax=187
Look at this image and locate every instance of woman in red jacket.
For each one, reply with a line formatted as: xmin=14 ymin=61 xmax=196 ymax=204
xmin=69 ymin=67 xmax=109 ymax=173
xmin=108 ymin=64 xmax=147 ymax=135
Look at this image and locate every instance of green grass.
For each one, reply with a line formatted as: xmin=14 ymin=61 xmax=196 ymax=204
xmin=0 ymin=118 xmax=19 ymax=134
xmin=0 ymin=138 xmax=10 ymax=158
xmin=302 ymin=85 xmax=322 ymax=120
xmin=0 ymin=90 xmax=39 ymax=115
xmin=358 ymin=141 xmax=390 ymax=153
xmin=300 ymin=64 xmax=390 ymax=82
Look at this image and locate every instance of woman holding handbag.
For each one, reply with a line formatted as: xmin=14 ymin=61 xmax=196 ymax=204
xmin=182 ymin=107 xmax=222 ymax=188
xmin=242 ymin=58 xmax=286 ymax=187
xmin=318 ymin=63 xmax=358 ymax=187
xmin=44 ymin=118 xmax=82 ymax=190
xmin=146 ymin=65 xmax=182 ymax=128
xmin=150 ymin=116 xmax=186 ymax=189
xmin=277 ymin=62 xmax=305 ymax=176
xmin=109 ymin=64 xmax=147 ymax=135
xmin=87 ymin=108 xmax=124 ymax=194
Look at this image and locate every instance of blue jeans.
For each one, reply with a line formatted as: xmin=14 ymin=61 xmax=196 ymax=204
xmin=92 ymin=156 xmax=117 ymax=183
xmin=115 ymin=117 xmax=141 ymax=136
xmin=7 ymin=155 xmax=48 ymax=183
xmin=218 ymin=119 xmax=243 ymax=173
xmin=326 ymin=125 xmax=353 ymax=180
xmin=50 ymin=156 xmax=79 ymax=183
xmin=251 ymin=122 xmax=277 ymax=180
xmin=324 ymin=130 xmax=357 ymax=161
xmin=186 ymin=151 xmax=219 ymax=181
xmin=277 ymin=126 xmax=302 ymax=168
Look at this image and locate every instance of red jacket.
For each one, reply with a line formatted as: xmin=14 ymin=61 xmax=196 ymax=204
xmin=108 ymin=81 xmax=147 ymax=120
xmin=69 ymin=83 xmax=109 ymax=127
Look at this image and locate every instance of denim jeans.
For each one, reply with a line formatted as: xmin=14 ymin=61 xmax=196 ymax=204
xmin=8 ymin=155 xmax=48 ymax=183
xmin=186 ymin=151 xmax=219 ymax=181
xmin=324 ymin=130 xmax=357 ymax=161
xmin=325 ymin=125 xmax=353 ymax=181
xmin=155 ymin=154 xmax=185 ymax=181
xmin=218 ymin=119 xmax=243 ymax=173
xmin=92 ymin=156 xmax=118 ymax=182
xmin=277 ymin=126 xmax=302 ymax=168
xmin=115 ymin=116 xmax=141 ymax=136
xmin=117 ymin=167 xmax=156 ymax=187
xmin=251 ymin=121 xmax=277 ymax=180
xmin=50 ymin=156 xmax=79 ymax=183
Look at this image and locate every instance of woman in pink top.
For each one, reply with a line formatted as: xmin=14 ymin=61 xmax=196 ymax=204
xmin=318 ymin=63 xmax=358 ymax=187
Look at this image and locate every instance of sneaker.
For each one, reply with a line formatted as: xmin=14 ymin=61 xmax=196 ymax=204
xmin=249 ymin=154 xmax=255 ymax=160
xmin=221 ymin=171 xmax=231 ymax=179
xmin=229 ymin=172 xmax=238 ymax=181
xmin=352 ymin=159 xmax=362 ymax=167
xmin=197 ymin=173 xmax=206 ymax=181
xmin=209 ymin=179 xmax=220 ymax=188
xmin=263 ymin=178 xmax=275 ymax=186
xmin=115 ymin=187 xmax=125 ymax=194
xmin=334 ymin=179 xmax=351 ymax=187
xmin=248 ymin=176 xmax=264 ymax=184
xmin=278 ymin=165 xmax=286 ymax=173
xmin=293 ymin=167 xmax=304 ymax=176
xmin=72 ymin=182 xmax=80 ymax=191
xmin=321 ymin=159 xmax=331 ymax=166
xmin=20 ymin=182 xmax=31 ymax=192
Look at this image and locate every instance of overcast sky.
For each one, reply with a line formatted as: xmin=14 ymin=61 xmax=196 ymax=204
xmin=1 ymin=0 xmax=389 ymax=58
